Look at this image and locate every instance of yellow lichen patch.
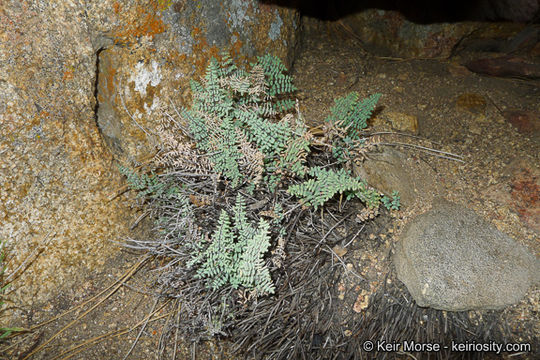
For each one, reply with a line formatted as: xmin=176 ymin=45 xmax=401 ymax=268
xmin=105 ymin=64 xmax=117 ymax=97
xmin=62 ymin=118 xmax=110 ymax=165
xmin=113 ymin=1 xmax=121 ymax=14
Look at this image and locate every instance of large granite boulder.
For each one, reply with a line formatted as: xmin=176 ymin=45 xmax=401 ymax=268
xmin=0 ymin=0 xmax=299 ymax=320
xmin=393 ymin=198 xmax=539 ymax=311
xmin=94 ymin=0 xmax=300 ymax=161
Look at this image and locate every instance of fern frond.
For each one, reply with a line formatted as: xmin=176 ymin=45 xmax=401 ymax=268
xmin=288 ymin=167 xmax=383 ymax=210
xmin=276 ymin=119 xmax=312 ymax=177
xmin=324 ymin=92 xmax=381 ymax=164
xmin=325 ymin=92 xmax=380 ymax=140
xmin=255 ymin=54 xmax=296 ymax=101
xmin=192 ymin=195 xmax=275 ymax=295
xmin=236 ymin=129 xmax=265 ymax=184
xmin=196 ymin=210 xmax=235 ymax=290
xmin=381 ymin=190 xmax=400 ymax=210
xmin=118 ymin=165 xmax=168 ymax=199
xmin=236 ymin=218 xmax=274 ymax=295
xmin=211 ymin=115 xmax=243 ymax=187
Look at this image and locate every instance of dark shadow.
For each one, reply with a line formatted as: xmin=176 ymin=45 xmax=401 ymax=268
xmin=260 ymin=0 xmax=539 ymax=24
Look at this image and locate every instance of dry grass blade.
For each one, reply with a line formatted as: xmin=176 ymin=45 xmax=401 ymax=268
xmin=5 ymin=231 xmax=55 ymax=284
xmin=51 ymin=303 xmax=172 ymax=360
xmin=122 ymin=296 xmax=160 ymax=360
xmin=377 ymin=141 xmax=465 ymax=162
xmin=21 ymin=256 xmax=149 ymax=360
xmin=29 ymin=257 xmax=149 ymax=331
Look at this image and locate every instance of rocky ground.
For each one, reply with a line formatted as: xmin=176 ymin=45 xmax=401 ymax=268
xmin=293 ymin=18 xmax=539 ymax=355
xmin=2 ymin=18 xmax=539 ymax=360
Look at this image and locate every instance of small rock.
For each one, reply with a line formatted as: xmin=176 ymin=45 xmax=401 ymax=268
xmin=380 ymin=111 xmax=419 ymax=134
xmin=448 ymin=62 xmax=470 ymax=77
xmin=506 ymin=159 xmax=540 ymax=234
xmin=353 ymin=148 xmax=443 ymax=207
xmin=337 ymin=282 xmax=346 ymax=300
xmin=353 ymin=290 xmax=370 ymax=313
xmin=502 ymin=110 xmax=540 ymax=138
xmin=468 ymin=121 xmax=483 ymax=135
xmin=332 ymin=245 xmax=348 ymax=257
xmin=485 ymin=159 xmax=540 ymax=234
xmin=456 ymin=93 xmax=487 ymax=115
xmin=393 ymin=198 xmax=540 ymax=311
xmin=397 ymin=73 xmax=408 ymax=81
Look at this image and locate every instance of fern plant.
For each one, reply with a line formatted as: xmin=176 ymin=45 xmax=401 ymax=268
xmin=164 ymin=53 xmax=304 ymax=189
xmin=288 ymin=166 xmax=399 ymax=211
xmin=118 ymin=165 xmax=171 ymax=199
xmin=117 ymin=52 xmax=403 ymax=346
xmin=0 ymin=240 xmax=24 ymax=341
xmin=325 ymin=92 xmax=380 ymax=163
xmin=190 ymin=195 xmax=274 ymax=296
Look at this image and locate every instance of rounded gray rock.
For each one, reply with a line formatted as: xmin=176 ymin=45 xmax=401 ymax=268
xmin=393 ymin=198 xmax=539 ymax=311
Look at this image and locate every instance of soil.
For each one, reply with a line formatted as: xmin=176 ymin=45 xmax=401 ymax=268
xmin=3 ymin=17 xmax=539 ymax=360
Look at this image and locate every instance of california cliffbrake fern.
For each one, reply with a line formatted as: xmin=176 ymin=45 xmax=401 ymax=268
xmin=324 ymin=92 xmax=381 ymax=163
xmin=119 ymin=53 xmax=401 ymax=343
xmin=118 ymin=165 xmax=170 ymax=199
xmin=167 ymin=53 xmax=303 ymax=188
xmin=190 ymin=195 xmax=274 ymax=296
xmin=288 ymin=166 xmax=399 ymax=211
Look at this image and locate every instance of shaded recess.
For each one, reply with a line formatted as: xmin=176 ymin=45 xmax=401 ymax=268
xmin=94 ymin=47 xmax=125 ymax=157
xmin=262 ymin=0 xmax=540 ymax=23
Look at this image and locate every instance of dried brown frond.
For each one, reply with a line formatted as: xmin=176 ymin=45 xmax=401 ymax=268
xmin=271 ymin=236 xmax=286 ymax=269
xmin=218 ymin=64 xmax=268 ymax=100
xmin=156 ymin=141 xmax=213 ymax=174
xmin=357 ymin=205 xmax=380 ymax=222
xmin=154 ymin=115 xmax=213 ymax=174
xmin=219 ymin=73 xmax=250 ymax=94
xmin=189 ymin=194 xmax=211 ymax=207
xmin=322 ymin=119 xmax=347 ymax=144
xmin=236 ymin=129 xmax=264 ymax=184
xmin=247 ymin=65 xmax=267 ymax=97
xmin=353 ymin=135 xmax=381 ymax=163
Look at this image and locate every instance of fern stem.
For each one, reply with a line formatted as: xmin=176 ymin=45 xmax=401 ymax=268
xmin=282 ymin=203 xmax=302 ymax=217
xmin=362 ymin=131 xmax=445 ymax=147
xmin=315 ymin=212 xmax=354 ymax=249
xmin=377 ymin=142 xmax=465 ymax=162
xmin=158 ymin=171 xmax=212 ymax=178
xmin=343 ymin=224 xmax=365 ymax=248
xmin=324 ymin=245 xmax=365 ymax=281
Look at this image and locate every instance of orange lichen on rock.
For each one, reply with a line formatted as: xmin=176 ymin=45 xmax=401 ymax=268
xmin=112 ymin=3 xmax=167 ymax=45
xmin=62 ymin=69 xmax=74 ymax=81
xmin=191 ymin=27 xmax=220 ymax=74
xmin=113 ymin=1 xmax=121 ymax=14
xmin=230 ymin=31 xmax=248 ymax=63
